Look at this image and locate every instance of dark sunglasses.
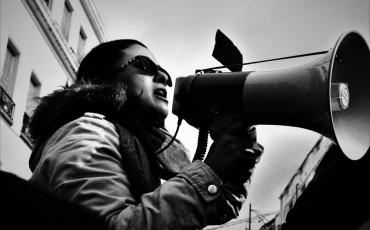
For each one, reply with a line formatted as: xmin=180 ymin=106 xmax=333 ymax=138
xmin=120 ymin=55 xmax=172 ymax=87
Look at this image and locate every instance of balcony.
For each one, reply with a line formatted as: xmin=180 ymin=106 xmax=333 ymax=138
xmin=0 ymin=85 xmax=15 ymax=125
xmin=21 ymin=112 xmax=34 ymax=148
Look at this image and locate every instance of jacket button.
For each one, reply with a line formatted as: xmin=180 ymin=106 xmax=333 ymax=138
xmin=208 ymin=184 xmax=218 ymax=194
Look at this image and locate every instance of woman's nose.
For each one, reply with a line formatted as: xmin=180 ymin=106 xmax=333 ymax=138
xmin=154 ymin=72 xmax=170 ymax=86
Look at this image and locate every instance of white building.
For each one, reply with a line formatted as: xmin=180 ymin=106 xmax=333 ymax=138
xmin=0 ymin=0 xmax=108 ymax=179
xmin=274 ymin=136 xmax=333 ymax=228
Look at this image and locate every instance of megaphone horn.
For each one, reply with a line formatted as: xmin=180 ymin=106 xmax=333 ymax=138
xmin=172 ymin=31 xmax=370 ymax=160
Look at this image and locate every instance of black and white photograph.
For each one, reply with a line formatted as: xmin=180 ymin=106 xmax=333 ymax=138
xmin=1 ymin=0 xmax=369 ymax=229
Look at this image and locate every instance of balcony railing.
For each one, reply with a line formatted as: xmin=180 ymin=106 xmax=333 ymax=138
xmin=0 ymin=85 xmax=15 ymax=124
xmin=21 ymin=112 xmax=34 ymax=148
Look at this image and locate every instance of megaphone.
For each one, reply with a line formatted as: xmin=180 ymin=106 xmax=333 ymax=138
xmin=172 ymin=31 xmax=370 ymax=160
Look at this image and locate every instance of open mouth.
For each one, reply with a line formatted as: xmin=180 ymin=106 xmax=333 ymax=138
xmin=154 ymin=88 xmax=168 ymax=100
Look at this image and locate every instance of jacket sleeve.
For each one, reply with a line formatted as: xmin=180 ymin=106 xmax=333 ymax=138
xmin=39 ymin=116 xmax=246 ymax=230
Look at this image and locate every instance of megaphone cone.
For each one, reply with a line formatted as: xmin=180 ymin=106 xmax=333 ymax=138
xmin=329 ymin=31 xmax=370 ymax=160
xmin=172 ymin=31 xmax=370 ymax=160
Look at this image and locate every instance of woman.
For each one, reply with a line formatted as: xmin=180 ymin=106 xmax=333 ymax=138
xmin=28 ymin=39 xmax=262 ymax=229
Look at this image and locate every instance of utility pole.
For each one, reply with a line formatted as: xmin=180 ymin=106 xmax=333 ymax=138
xmin=248 ymin=203 xmax=252 ymax=230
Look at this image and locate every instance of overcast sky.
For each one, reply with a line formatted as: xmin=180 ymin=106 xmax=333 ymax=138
xmin=93 ymin=0 xmax=369 ymax=227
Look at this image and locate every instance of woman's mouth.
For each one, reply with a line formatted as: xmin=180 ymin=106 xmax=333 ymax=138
xmin=154 ymin=88 xmax=168 ymax=101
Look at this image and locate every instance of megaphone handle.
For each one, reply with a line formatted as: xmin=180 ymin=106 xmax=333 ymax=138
xmin=192 ymin=125 xmax=209 ymax=162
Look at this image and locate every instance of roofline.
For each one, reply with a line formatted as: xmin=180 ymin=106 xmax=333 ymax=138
xmin=278 ymin=135 xmax=333 ymax=199
xmin=22 ymin=0 xmax=78 ymax=80
xmin=79 ymin=0 xmax=109 ymax=43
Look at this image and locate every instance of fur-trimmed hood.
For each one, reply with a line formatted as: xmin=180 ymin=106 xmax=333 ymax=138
xmin=29 ymin=82 xmax=191 ymax=195
xmin=29 ymin=82 xmax=150 ymax=171
xmin=29 ymin=82 xmax=130 ymax=144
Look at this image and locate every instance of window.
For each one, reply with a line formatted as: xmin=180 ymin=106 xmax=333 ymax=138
xmin=1 ymin=39 xmax=20 ymax=96
xmin=288 ymin=200 xmax=294 ymax=209
xmin=0 ymin=39 xmax=19 ymax=123
xmin=43 ymin=0 xmax=53 ymax=10
xmin=76 ymin=27 xmax=87 ymax=62
xmin=21 ymin=73 xmax=41 ymax=147
xmin=60 ymin=0 xmax=73 ymax=41
xmin=25 ymin=73 xmax=41 ymax=116
xmin=301 ymin=183 xmax=306 ymax=192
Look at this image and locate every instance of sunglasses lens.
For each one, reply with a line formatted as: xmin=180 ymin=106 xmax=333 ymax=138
xmin=134 ymin=56 xmax=172 ymax=87
xmin=158 ymin=67 xmax=172 ymax=87
xmin=132 ymin=56 xmax=154 ymax=73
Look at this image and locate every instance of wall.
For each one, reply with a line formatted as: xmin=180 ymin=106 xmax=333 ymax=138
xmin=0 ymin=0 xmax=106 ymax=179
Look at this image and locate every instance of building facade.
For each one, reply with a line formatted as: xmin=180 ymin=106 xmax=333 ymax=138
xmin=271 ymin=136 xmax=333 ymax=229
xmin=0 ymin=0 xmax=108 ymax=179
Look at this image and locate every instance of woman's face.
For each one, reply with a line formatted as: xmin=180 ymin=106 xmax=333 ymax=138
xmin=112 ymin=44 xmax=170 ymax=122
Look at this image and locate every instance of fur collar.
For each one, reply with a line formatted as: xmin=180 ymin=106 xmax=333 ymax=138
xmin=28 ymin=82 xmax=190 ymax=182
xmin=29 ymin=82 xmax=130 ymax=144
xmin=28 ymin=82 xmax=134 ymax=171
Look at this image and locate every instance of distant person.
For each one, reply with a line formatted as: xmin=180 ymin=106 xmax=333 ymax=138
xmin=28 ymin=39 xmax=263 ymax=229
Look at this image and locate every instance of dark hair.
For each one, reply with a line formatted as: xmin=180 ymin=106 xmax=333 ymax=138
xmin=76 ymin=39 xmax=147 ymax=82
